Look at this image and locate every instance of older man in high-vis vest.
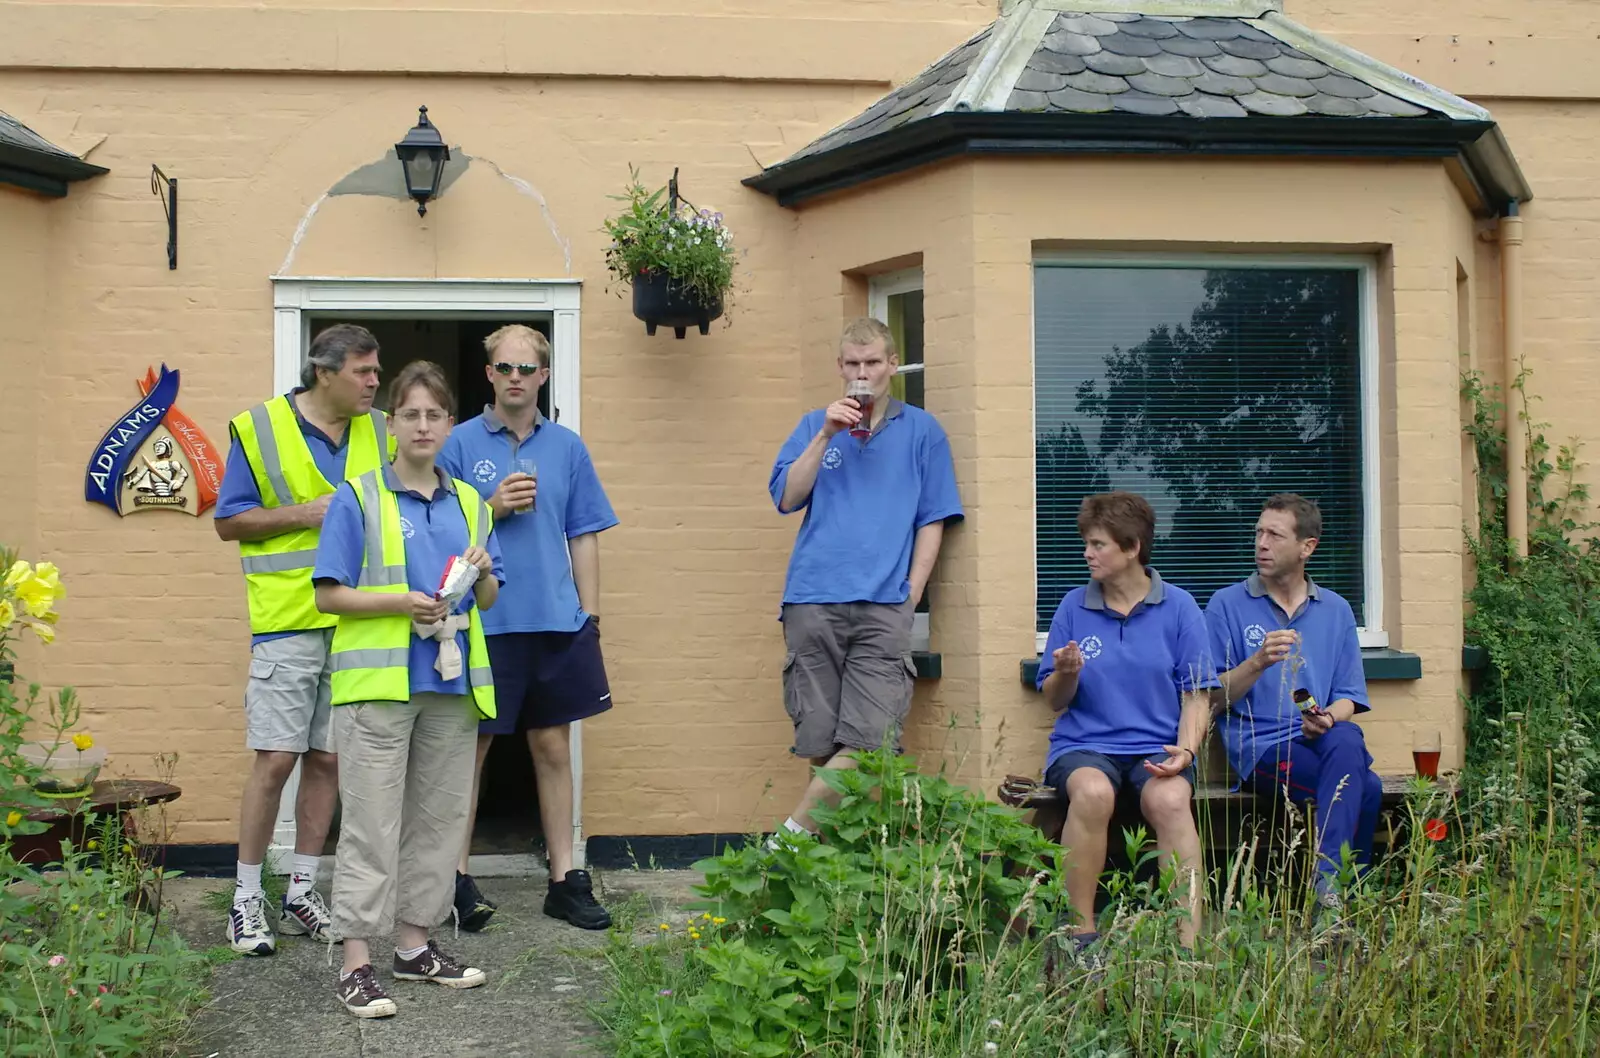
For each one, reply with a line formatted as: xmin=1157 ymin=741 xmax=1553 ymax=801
xmin=213 ymin=323 xmax=394 ymax=956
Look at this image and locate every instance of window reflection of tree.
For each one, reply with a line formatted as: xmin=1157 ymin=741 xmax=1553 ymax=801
xmin=1036 ymin=269 xmax=1364 ymax=628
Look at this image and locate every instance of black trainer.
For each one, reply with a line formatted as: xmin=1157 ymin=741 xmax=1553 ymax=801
xmin=543 ymin=869 xmax=612 ymax=930
xmin=453 ymin=871 xmax=496 ymax=933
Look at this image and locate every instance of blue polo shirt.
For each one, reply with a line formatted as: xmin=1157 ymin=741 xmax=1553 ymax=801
xmin=1204 ymin=573 xmax=1369 ymax=784
xmin=439 ymin=406 xmax=618 ymax=635
xmin=216 ymin=390 xmax=358 ymax=646
xmin=769 ymin=400 xmax=963 ymax=606
xmin=1035 ymin=570 xmax=1217 ymax=768
xmin=312 ymin=464 xmax=504 ymax=698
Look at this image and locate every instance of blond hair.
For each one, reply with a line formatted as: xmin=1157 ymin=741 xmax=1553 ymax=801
xmin=483 ymin=323 xmax=551 ymax=369
xmin=839 ymin=317 xmax=897 ymax=360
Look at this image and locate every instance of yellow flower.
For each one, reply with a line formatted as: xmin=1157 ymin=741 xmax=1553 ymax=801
xmin=30 ymin=622 xmax=54 ymax=644
xmin=0 ymin=598 xmax=14 ymax=629
xmin=689 ymin=930 xmax=701 ymax=940
xmin=658 ymin=923 xmax=670 ymax=931
xmin=15 ymin=569 xmax=62 ymax=619
xmin=712 ymin=917 xmax=726 ymax=925
xmin=3 ymin=560 xmax=29 ymax=588
xmin=701 ymin=912 xmax=712 ymax=921
xmin=72 ymin=732 xmax=94 ymax=751
xmin=4 ymin=811 xmax=21 ymax=827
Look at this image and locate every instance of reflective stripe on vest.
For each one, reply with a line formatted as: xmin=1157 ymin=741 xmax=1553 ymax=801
xmin=326 ymin=469 xmax=497 ymax=720
xmin=229 ymin=396 xmax=391 ymax=635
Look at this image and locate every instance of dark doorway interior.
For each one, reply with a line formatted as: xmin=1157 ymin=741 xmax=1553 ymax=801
xmin=308 ymin=313 xmax=554 ymax=858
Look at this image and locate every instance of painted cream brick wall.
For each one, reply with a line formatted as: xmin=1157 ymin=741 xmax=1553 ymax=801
xmin=0 ymin=189 xmax=45 ymax=565
xmin=0 ymin=69 xmax=932 ymax=843
xmin=2 ymin=0 xmax=1599 ymax=843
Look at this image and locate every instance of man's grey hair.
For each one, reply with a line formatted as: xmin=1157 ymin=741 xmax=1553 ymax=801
xmin=302 ymin=324 xmax=380 ymax=389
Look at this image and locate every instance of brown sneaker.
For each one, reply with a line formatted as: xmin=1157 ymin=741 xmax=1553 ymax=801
xmin=392 ymin=941 xmax=486 ymax=989
xmin=336 ymin=964 xmax=397 ymax=1018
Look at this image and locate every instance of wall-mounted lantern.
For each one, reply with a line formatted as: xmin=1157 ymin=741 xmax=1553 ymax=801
xmin=394 ymin=106 xmax=450 ymax=217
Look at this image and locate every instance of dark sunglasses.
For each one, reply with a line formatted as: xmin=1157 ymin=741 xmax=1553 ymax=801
xmin=492 ymin=361 xmax=544 ymax=377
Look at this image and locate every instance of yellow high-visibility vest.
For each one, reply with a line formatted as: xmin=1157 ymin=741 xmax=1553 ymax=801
xmin=325 ymin=468 xmax=496 ymax=719
xmin=228 ymin=396 xmax=392 ymax=634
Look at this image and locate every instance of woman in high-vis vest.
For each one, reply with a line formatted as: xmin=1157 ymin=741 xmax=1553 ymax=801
xmin=311 ymin=360 xmax=504 ymax=1020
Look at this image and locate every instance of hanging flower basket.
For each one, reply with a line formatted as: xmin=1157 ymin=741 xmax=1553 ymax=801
xmin=632 ymin=270 xmax=724 ymax=339
xmin=604 ymin=166 xmax=736 ymax=339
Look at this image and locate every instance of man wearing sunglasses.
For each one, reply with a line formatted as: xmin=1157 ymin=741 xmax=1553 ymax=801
xmin=439 ymin=323 xmax=618 ymax=932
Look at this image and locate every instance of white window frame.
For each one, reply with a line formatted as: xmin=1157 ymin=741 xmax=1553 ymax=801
xmin=869 ymin=268 xmax=931 ymax=652
xmin=267 ymin=275 xmax=591 ymax=869
xmin=1030 ymin=251 xmax=1386 ymax=653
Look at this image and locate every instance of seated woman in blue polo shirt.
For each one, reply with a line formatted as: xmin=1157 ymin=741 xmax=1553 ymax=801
xmin=1034 ymin=491 xmax=1216 ymax=954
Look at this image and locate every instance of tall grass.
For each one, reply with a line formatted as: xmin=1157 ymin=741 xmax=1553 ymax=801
xmin=596 ymin=745 xmax=1598 ymax=1058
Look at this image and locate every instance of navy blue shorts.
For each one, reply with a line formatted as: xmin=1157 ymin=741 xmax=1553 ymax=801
xmin=1046 ymin=749 xmax=1196 ymax=802
xmin=480 ymin=619 xmax=613 ymax=734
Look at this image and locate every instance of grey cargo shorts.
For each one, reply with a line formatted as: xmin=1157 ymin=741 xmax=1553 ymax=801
xmin=780 ymin=600 xmax=916 ymax=760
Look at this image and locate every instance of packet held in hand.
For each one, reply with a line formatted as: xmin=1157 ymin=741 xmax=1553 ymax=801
xmin=435 ymin=555 xmax=480 ymax=608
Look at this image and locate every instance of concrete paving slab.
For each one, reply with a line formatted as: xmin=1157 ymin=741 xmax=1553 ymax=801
xmin=163 ymin=866 xmax=704 ymax=1058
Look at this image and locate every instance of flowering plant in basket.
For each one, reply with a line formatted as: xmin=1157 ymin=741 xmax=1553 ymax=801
xmin=603 ymin=168 xmax=736 ymax=334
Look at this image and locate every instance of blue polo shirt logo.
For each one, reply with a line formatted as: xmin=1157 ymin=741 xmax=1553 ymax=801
xmin=1244 ymin=623 xmax=1267 ymax=648
xmin=399 ymin=516 xmax=416 ymax=540
xmin=1079 ymin=634 xmax=1104 ymax=659
xmin=822 ymin=446 xmax=843 ymax=471
xmin=472 ymin=459 xmax=497 ymax=483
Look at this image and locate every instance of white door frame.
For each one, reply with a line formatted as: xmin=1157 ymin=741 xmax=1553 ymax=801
xmin=267 ymin=276 xmax=587 ymax=872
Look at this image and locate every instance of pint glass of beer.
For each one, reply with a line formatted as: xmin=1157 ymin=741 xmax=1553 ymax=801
xmin=846 ymin=380 xmax=875 ymax=441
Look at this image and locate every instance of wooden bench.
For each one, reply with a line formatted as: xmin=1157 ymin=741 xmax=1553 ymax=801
xmin=999 ymin=766 xmax=1453 ymax=869
xmin=6 ymin=779 xmax=182 ymax=867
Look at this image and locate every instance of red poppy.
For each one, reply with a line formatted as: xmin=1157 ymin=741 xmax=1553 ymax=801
xmin=1424 ymin=818 xmax=1448 ymax=841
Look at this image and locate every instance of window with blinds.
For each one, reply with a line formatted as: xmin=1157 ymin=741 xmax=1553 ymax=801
xmin=1034 ymin=263 xmax=1369 ymax=633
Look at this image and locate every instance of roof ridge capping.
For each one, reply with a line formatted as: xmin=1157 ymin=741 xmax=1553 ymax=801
xmin=1000 ymin=0 xmax=1281 ymax=16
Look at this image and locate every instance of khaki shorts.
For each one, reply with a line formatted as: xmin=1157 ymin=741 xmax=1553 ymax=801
xmin=243 ymin=629 xmax=334 ymax=754
xmin=781 ymin=601 xmax=916 ymax=760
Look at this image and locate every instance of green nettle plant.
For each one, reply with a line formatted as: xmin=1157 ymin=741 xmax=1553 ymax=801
xmin=1461 ymin=369 xmax=1600 ymax=827
xmin=592 ymin=368 xmax=1600 ymax=1057
xmin=602 ymin=167 xmax=736 ymax=308
xmin=0 ymin=549 xmax=210 ymax=1056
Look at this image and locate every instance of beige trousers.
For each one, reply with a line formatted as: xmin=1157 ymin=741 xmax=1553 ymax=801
xmin=331 ymin=693 xmax=477 ymax=940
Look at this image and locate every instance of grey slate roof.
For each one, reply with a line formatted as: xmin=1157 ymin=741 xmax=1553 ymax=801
xmin=746 ymin=0 xmax=1529 ymax=211
xmin=786 ymin=26 xmax=993 ymax=162
xmin=0 ymin=109 xmax=107 ymax=195
xmin=0 ymin=110 xmax=82 ymax=160
xmin=790 ymin=7 xmax=1446 ymax=164
xmin=1005 ymin=13 xmax=1432 ymax=120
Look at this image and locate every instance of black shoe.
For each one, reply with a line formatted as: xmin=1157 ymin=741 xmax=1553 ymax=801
xmin=453 ymin=871 xmax=496 ymax=933
xmin=543 ymin=869 xmax=612 ymax=930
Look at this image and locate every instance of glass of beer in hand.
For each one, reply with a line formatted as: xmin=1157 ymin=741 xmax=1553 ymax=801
xmin=1412 ymin=728 xmax=1442 ymax=779
xmin=846 ymin=380 xmax=875 ymax=441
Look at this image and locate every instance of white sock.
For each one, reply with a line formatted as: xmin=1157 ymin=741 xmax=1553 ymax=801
xmin=286 ymin=853 xmax=320 ymax=900
xmin=396 ymin=943 xmax=429 ymax=960
xmin=233 ymin=861 xmax=264 ymax=904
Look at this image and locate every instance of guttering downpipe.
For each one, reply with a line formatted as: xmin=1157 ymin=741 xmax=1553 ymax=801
xmin=1500 ymin=201 xmax=1528 ymax=558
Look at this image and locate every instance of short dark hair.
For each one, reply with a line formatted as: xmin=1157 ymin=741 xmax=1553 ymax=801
xmin=387 ymin=360 xmax=455 ymax=417
xmin=1263 ymin=493 xmax=1322 ymax=540
xmin=1077 ymin=491 xmax=1156 ymax=565
xmin=302 ymin=324 xmax=379 ymax=389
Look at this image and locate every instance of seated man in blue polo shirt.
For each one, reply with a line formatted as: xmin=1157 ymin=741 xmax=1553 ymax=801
xmin=1036 ymin=491 xmax=1214 ymax=953
xmin=767 ymin=317 xmax=963 ymax=844
xmin=440 ymin=324 xmax=620 ymax=932
xmin=1205 ymin=493 xmax=1381 ymax=911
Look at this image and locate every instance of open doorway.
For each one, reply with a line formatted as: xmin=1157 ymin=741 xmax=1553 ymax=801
xmin=269 ymin=277 xmax=586 ymax=872
xmin=311 ymin=315 xmax=554 ymax=858
xmin=323 ymin=316 xmax=555 ymax=421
